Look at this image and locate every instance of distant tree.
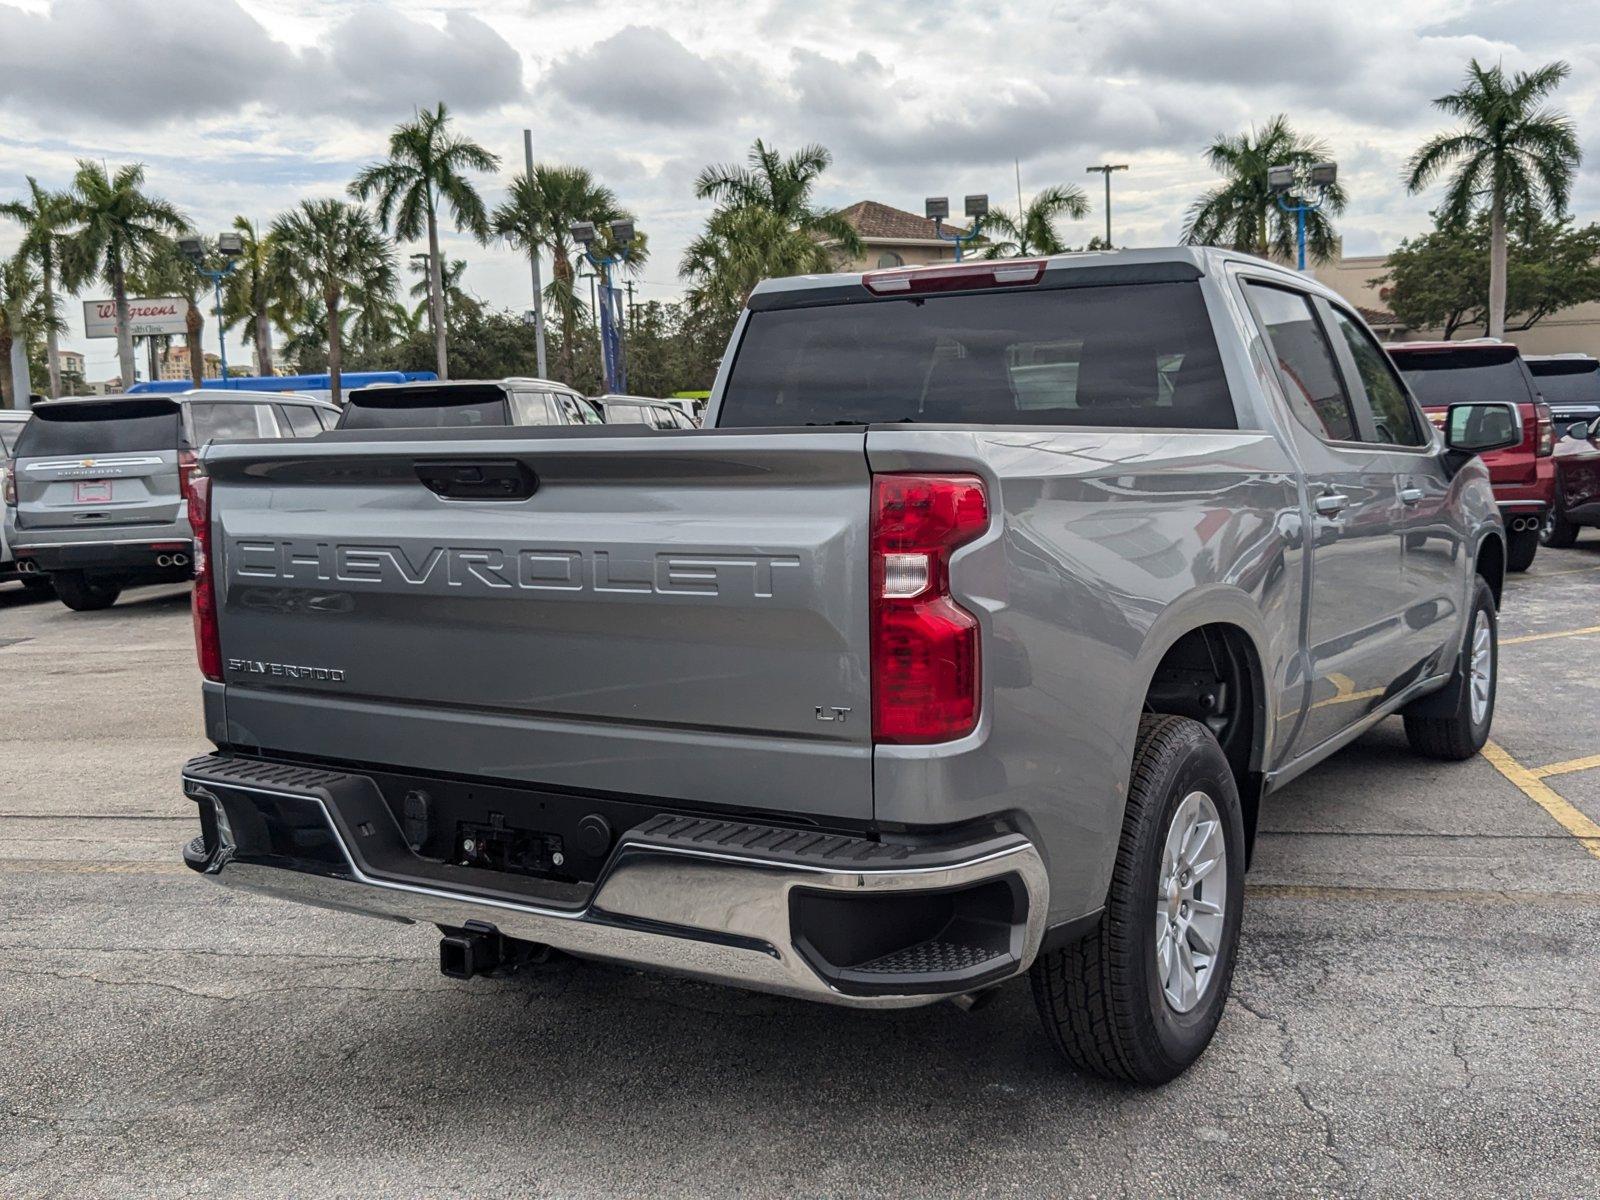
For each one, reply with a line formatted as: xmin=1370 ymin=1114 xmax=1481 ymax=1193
xmin=58 ymin=161 xmax=187 ymax=388
xmin=408 ymin=254 xmax=479 ymax=328
xmin=980 ymin=184 xmax=1091 ymax=257
xmin=135 ymin=237 xmax=218 ymax=386
xmin=492 ymin=164 xmax=635 ymax=384
xmin=222 ymin=217 xmax=289 ymax=376
xmin=350 ymin=102 xmax=499 ymax=380
xmin=0 ymin=255 xmax=63 ymax=407
xmin=1405 ymin=59 xmax=1581 ymax=338
xmin=269 ymin=199 xmax=396 ymax=405
xmin=1182 ymin=115 xmax=1346 ymax=263
xmin=1 ymin=177 xmax=74 ymax=397
xmin=1378 ymin=211 xmax=1600 ymax=339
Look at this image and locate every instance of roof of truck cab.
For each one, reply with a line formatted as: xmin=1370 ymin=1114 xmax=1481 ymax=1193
xmin=1385 ymin=339 xmax=1515 ymax=354
xmin=744 ymin=245 xmax=1330 ymax=310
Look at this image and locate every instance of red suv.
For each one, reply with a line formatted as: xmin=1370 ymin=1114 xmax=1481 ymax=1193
xmin=1387 ymin=341 xmax=1554 ymax=572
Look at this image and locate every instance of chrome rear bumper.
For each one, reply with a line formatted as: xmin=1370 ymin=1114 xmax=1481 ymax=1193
xmin=181 ymin=755 xmax=1049 ymax=1008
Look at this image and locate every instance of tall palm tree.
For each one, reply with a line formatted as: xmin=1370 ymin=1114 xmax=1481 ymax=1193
xmin=492 ymin=164 xmax=632 ymax=384
xmin=408 ymin=255 xmax=479 ymax=326
xmin=58 ymin=161 xmax=187 ymax=388
xmin=222 ymin=217 xmax=288 ymax=376
xmin=350 ymin=102 xmax=499 ymax=380
xmin=1182 ymin=116 xmax=1347 ymax=264
xmin=133 ymin=238 xmax=214 ymax=387
xmin=0 ymin=255 xmax=63 ymax=409
xmin=1 ymin=177 xmax=74 ymax=397
xmin=269 ymin=199 xmax=396 ymax=405
xmin=694 ymin=139 xmax=862 ymax=262
xmin=979 ymin=184 xmax=1092 ymax=258
xmin=1405 ymin=59 xmax=1580 ymax=339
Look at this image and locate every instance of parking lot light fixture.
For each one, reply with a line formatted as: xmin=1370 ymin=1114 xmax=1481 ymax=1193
xmin=573 ymin=220 xmax=637 ymax=393
xmin=181 ymin=232 xmax=243 ymax=380
xmin=1270 ymin=162 xmax=1337 ymax=272
xmin=1085 ymin=163 xmax=1129 ymax=247
xmin=927 ymin=193 xmax=987 ymax=261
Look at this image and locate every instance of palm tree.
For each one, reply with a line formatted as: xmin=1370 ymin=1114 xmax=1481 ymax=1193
xmin=1405 ymin=60 xmax=1581 ymax=340
xmin=1 ymin=177 xmax=73 ymax=397
xmin=979 ymin=184 xmax=1092 ymax=258
xmin=1182 ymin=116 xmax=1347 ymax=264
xmin=133 ymin=238 xmax=215 ymax=387
xmin=0 ymin=255 xmax=63 ymax=409
xmin=408 ymin=255 xmax=479 ymax=326
xmin=694 ymin=139 xmax=862 ymax=263
xmin=350 ymin=102 xmax=499 ymax=380
xmin=492 ymin=164 xmax=632 ymax=384
xmin=58 ymin=161 xmax=187 ymax=388
xmin=269 ymin=199 xmax=397 ymax=405
xmin=222 ymin=217 xmax=288 ymax=376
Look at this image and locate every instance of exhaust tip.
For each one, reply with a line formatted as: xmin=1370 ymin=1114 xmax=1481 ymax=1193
xmin=172 ymin=553 xmax=189 ymax=567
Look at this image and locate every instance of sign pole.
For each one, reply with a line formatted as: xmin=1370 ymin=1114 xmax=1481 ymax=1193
xmin=524 ymin=130 xmax=548 ymax=380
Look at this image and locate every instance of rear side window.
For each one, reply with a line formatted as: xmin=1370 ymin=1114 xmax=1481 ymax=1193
xmin=14 ymin=401 xmax=181 ymax=456
xmin=0 ymin=423 xmax=22 ymax=455
xmin=189 ymin=402 xmax=282 ymax=444
xmin=551 ymin=392 xmax=604 ymax=425
xmin=718 ymin=281 xmax=1236 ymax=429
xmin=339 ymin=387 xmax=508 ymax=430
xmin=1327 ymin=307 xmax=1427 ymax=447
xmin=509 ymin=392 xmax=559 ymax=425
xmin=278 ymin=405 xmax=323 ymax=437
xmin=605 ymin=404 xmax=647 ymax=424
xmin=1244 ymin=283 xmax=1358 ymax=442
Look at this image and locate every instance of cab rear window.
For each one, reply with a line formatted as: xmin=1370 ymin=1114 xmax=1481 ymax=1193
xmin=339 ymin=386 xmax=509 ymax=430
xmin=717 ymin=281 xmax=1235 ymax=429
xmin=14 ymin=400 xmax=182 ymax=456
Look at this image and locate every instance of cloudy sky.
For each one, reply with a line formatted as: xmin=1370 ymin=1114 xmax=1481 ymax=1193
xmin=3 ymin=0 xmax=1599 ymax=380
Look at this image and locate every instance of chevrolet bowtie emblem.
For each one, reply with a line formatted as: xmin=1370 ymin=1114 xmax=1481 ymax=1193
xmin=80 ymin=458 xmax=95 ymax=467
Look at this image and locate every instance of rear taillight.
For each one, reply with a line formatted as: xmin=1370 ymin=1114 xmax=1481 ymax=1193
xmin=870 ymin=473 xmax=989 ymax=744
xmin=2 ymin=465 xmax=14 ymax=507
xmin=178 ymin=448 xmax=200 ymax=504
xmin=188 ymin=473 xmax=222 ymax=682
xmin=1535 ymin=402 xmax=1554 ymax=457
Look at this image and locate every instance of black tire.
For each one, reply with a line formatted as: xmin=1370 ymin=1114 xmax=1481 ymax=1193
xmin=51 ymin=571 xmax=121 ymax=612
xmin=20 ymin=573 xmax=54 ymax=593
xmin=1031 ymin=714 xmax=1246 ymax=1086
xmin=1506 ymin=524 xmax=1538 ymax=572
xmin=1541 ymin=507 xmax=1579 ymax=549
xmin=1403 ymin=577 xmax=1497 ymax=760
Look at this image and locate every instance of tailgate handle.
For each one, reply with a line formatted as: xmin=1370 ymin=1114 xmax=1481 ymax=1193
xmin=415 ymin=459 xmax=537 ymax=501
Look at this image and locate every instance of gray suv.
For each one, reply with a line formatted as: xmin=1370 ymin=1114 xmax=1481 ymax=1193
xmin=178 ymin=248 xmax=1515 ymax=1084
xmin=4 ymin=391 xmax=337 ymax=610
xmin=338 ymin=378 xmax=605 ymax=430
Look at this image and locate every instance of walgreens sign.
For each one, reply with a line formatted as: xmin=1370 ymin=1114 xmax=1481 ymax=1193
xmin=83 ymin=297 xmax=189 ymax=338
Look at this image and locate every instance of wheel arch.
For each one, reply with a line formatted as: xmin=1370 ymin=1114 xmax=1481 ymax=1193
xmin=1475 ymin=530 xmax=1505 ymax=607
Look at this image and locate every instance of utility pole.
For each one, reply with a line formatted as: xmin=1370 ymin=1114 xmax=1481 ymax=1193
xmin=523 ymin=130 xmax=548 ymax=379
xmin=1084 ymin=164 xmax=1128 ymax=248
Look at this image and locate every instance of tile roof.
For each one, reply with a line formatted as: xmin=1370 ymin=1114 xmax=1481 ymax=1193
xmin=836 ymin=200 xmax=969 ymax=242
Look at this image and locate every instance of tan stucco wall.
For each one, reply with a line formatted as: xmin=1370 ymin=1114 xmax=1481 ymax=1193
xmin=839 ymin=240 xmax=960 ymax=272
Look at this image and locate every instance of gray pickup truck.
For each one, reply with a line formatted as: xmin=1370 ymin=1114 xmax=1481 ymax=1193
xmin=178 ymin=248 xmax=1515 ymax=1084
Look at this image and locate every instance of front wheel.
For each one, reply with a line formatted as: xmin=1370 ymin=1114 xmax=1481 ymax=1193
xmin=1403 ymin=577 xmax=1497 ymax=760
xmin=1541 ymin=508 xmax=1579 ymax=549
xmin=1031 ymin=714 xmax=1245 ymax=1086
xmin=1506 ymin=524 xmax=1539 ymax=572
xmin=51 ymin=571 xmax=121 ymax=612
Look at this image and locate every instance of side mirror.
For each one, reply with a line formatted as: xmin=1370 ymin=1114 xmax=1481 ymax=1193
xmin=1566 ymin=419 xmax=1591 ymax=440
xmin=1444 ymin=401 xmax=1521 ymax=455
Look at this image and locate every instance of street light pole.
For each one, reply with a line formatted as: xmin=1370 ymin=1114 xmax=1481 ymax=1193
xmin=1268 ymin=162 xmax=1338 ymax=272
xmin=179 ymin=232 xmax=243 ymax=381
xmin=1084 ymin=164 xmax=1128 ymax=248
xmin=572 ymin=219 xmax=636 ymax=394
xmin=523 ymin=130 xmax=548 ymax=379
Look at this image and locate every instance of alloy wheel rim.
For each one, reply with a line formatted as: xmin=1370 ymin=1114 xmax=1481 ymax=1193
xmin=1154 ymin=790 xmax=1228 ymax=1014
xmin=1470 ymin=611 xmax=1493 ymax=726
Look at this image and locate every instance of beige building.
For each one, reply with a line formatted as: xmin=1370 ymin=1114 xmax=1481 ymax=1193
xmin=834 ymin=201 xmax=974 ymax=271
xmin=54 ymin=349 xmax=86 ymax=379
xmin=1312 ymin=254 xmax=1600 ymax=357
xmin=158 ymin=344 xmax=221 ymax=381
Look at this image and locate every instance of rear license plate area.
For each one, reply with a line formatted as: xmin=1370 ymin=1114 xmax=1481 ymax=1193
xmin=456 ymin=818 xmax=568 ymax=879
xmin=74 ymin=480 xmax=113 ymax=504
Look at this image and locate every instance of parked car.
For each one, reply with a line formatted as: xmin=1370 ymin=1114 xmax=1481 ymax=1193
xmin=593 ymin=394 xmax=699 ymax=429
xmin=1387 ymin=340 xmax=1553 ymax=572
xmin=1526 ymin=354 xmax=1600 ymax=427
xmin=179 ymin=248 xmax=1512 ymax=1086
xmin=3 ymin=391 xmax=337 ymax=611
xmin=0 ymin=410 xmax=52 ymax=594
xmin=337 ymin=378 xmax=605 ymax=430
xmin=1542 ymin=416 xmax=1600 ymax=547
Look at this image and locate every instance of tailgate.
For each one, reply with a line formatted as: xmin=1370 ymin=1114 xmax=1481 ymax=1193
xmin=206 ymin=429 xmax=875 ymax=821
xmin=13 ymin=397 xmax=184 ymax=532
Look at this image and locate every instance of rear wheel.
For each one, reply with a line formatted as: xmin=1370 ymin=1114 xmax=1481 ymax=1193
xmin=1403 ymin=577 xmax=1497 ymax=760
xmin=51 ymin=571 xmax=121 ymax=612
xmin=1506 ymin=524 xmax=1539 ymax=572
xmin=1031 ymin=714 xmax=1245 ymax=1086
xmin=1541 ymin=507 xmax=1579 ymax=548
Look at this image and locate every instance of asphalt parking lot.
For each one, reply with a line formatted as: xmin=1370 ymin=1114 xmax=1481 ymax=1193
xmin=3 ymin=550 xmax=1600 ymax=1200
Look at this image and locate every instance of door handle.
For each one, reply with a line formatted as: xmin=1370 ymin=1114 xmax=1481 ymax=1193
xmin=1400 ymin=486 xmax=1424 ymax=505
xmin=1314 ymin=492 xmax=1349 ymax=516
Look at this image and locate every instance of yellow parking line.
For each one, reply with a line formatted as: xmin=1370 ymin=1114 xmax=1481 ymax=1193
xmin=1481 ymin=741 xmax=1600 ymax=863
xmin=1530 ymin=754 xmax=1600 ymax=780
xmin=1534 ymin=563 xmax=1600 ymax=578
xmin=1500 ymin=624 xmax=1600 ymax=646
